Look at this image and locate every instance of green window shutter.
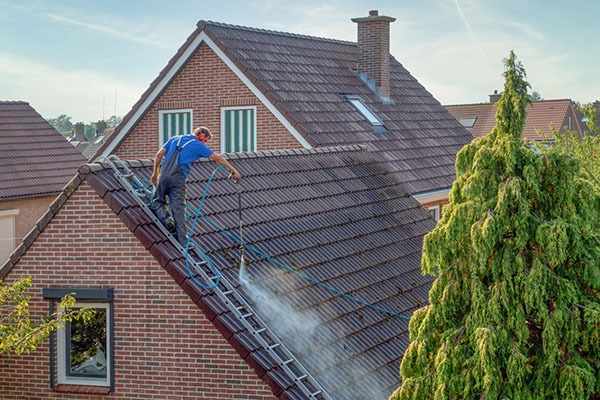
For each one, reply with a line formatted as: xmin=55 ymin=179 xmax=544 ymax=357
xmin=224 ymin=108 xmax=255 ymax=152
xmin=162 ymin=111 xmax=191 ymax=143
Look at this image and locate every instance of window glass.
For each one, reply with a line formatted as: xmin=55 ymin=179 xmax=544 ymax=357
xmin=67 ymin=308 xmax=107 ymax=379
xmin=459 ymin=116 xmax=477 ymax=128
xmin=346 ymin=96 xmax=383 ymax=126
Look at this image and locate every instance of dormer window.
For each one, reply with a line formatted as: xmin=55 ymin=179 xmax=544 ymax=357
xmin=344 ymin=95 xmax=387 ymax=133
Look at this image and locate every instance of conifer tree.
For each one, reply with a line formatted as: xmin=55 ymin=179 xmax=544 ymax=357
xmin=390 ymin=51 xmax=600 ymax=399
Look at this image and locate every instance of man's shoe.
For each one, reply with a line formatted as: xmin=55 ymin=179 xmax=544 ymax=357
xmin=165 ymin=217 xmax=176 ymax=234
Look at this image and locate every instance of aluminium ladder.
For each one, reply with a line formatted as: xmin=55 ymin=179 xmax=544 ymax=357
xmin=97 ymin=155 xmax=331 ymax=400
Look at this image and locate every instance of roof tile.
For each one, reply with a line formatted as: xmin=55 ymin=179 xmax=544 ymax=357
xmin=0 ymin=101 xmax=86 ymax=199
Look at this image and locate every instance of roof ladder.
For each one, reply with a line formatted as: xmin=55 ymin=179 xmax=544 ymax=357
xmin=99 ymin=155 xmax=332 ymax=400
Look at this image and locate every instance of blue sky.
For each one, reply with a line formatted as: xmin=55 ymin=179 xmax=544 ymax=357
xmin=1 ymin=0 xmax=598 ymax=123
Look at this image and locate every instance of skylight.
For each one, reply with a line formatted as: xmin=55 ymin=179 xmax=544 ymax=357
xmin=459 ymin=116 xmax=477 ymax=128
xmin=345 ymin=96 xmax=384 ymax=126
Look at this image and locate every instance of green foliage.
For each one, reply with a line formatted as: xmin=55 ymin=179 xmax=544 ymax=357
xmin=549 ymin=129 xmax=600 ymax=192
xmin=391 ymin=51 xmax=600 ymax=399
xmin=46 ymin=114 xmax=73 ymax=132
xmin=106 ymin=115 xmax=123 ymax=128
xmin=0 ymin=277 xmax=94 ymax=356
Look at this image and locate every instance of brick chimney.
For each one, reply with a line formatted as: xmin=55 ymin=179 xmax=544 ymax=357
xmin=95 ymin=120 xmax=107 ymax=136
xmin=352 ymin=10 xmax=396 ymax=99
xmin=74 ymin=122 xmax=86 ymax=141
xmin=489 ymin=90 xmax=502 ymax=103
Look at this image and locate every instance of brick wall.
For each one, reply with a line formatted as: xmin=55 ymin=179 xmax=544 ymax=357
xmin=0 ymin=195 xmax=56 ymax=245
xmin=116 ymin=44 xmax=302 ymax=160
xmin=0 ymin=183 xmax=276 ymax=400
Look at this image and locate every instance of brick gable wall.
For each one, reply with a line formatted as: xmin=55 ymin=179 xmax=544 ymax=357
xmin=116 ymin=43 xmax=302 ymax=160
xmin=0 ymin=183 xmax=275 ymax=400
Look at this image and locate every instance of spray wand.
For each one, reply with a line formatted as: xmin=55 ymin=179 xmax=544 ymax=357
xmin=235 ymin=179 xmax=246 ymax=276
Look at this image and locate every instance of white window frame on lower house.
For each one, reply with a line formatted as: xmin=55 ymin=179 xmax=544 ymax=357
xmin=428 ymin=205 xmax=441 ymax=221
xmin=43 ymin=288 xmax=114 ymax=391
xmin=57 ymin=302 xmax=112 ymax=387
xmin=0 ymin=209 xmax=19 ymax=264
xmin=158 ymin=108 xmax=193 ymax=147
xmin=221 ymin=106 xmax=257 ymax=152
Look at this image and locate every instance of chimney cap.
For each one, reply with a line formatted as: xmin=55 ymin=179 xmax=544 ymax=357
xmin=352 ymin=10 xmax=396 ymax=23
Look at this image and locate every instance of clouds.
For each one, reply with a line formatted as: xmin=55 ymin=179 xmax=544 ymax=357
xmin=43 ymin=12 xmax=176 ymax=49
xmin=0 ymin=0 xmax=597 ymax=123
xmin=0 ymin=52 xmax=142 ymax=121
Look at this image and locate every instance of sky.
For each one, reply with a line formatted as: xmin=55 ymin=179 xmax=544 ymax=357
xmin=1 ymin=0 xmax=598 ymax=123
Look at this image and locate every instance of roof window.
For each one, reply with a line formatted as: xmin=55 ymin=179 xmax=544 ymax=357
xmin=344 ymin=95 xmax=387 ymax=133
xmin=459 ymin=116 xmax=477 ymax=128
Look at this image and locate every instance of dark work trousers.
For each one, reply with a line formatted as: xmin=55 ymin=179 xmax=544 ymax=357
xmin=150 ymin=147 xmax=188 ymax=246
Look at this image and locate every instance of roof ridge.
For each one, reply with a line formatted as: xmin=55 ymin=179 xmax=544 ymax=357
xmin=222 ymin=144 xmax=367 ymax=160
xmin=0 ymin=100 xmax=30 ymax=106
xmin=200 ymin=19 xmax=355 ymax=46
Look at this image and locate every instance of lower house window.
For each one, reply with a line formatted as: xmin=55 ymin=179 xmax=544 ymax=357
xmin=221 ymin=106 xmax=256 ymax=152
xmin=43 ymin=288 xmax=114 ymax=393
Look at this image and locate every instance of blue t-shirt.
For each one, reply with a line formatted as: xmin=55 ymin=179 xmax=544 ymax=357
xmin=162 ymin=134 xmax=214 ymax=179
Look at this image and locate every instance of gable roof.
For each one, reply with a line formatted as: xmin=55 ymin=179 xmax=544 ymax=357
xmin=2 ymin=145 xmax=435 ymax=398
xmin=445 ymin=99 xmax=582 ymax=141
xmin=0 ymin=101 xmax=87 ymax=200
xmin=96 ymin=20 xmax=472 ymax=196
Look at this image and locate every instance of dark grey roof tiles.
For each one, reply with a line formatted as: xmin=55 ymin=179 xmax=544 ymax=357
xmin=98 ymin=21 xmax=472 ymax=194
xmin=79 ymin=146 xmax=435 ymax=398
xmin=201 ymin=21 xmax=472 ymax=194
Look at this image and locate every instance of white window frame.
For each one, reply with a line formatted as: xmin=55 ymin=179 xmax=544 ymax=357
xmin=158 ymin=108 xmax=193 ymax=147
xmin=345 ymin=96 xmax=384 ymax=126
xmin=0 ymin=209 xmax=19 ymax=264
xmin=57 ymin=302 xmax=111 ymax=387
xmin=428 ymin=205 xmax=441 ymax=221
xmin=220 ymin=106 xmax=257 ymax=153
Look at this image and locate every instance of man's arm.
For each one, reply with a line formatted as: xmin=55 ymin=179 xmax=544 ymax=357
xmin=151 ymin=147 xmax=167 ymax=185
xmin=209 ymin=153 xmax=241 ymax=180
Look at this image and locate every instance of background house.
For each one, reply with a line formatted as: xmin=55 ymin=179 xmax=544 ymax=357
xmin=0 ymin=101 xmax=86 ymax=264
xmin=0 ymin=146 xmax=435 ymax=399
xmin=62 ymin=121 xmax=115 ymax=160
xmin=94 ymin=11 xmax=472 ymax=218
xmin=445 ymin=91 xmax=585 ymax=141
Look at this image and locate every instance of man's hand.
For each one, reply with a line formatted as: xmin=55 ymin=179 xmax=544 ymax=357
xmin=230 ymin=170 xmax=241 ymax=181
xmin=151 ymin=173 xmax=159 ymax=185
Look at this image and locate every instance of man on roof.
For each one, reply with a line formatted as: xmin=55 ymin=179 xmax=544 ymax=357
xmin=150 ymin=126 xmax=241 ymax=246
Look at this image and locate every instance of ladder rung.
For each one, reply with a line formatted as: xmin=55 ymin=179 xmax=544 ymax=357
xmin=269 ymin=343 xmax=281 ymax=350
xmin=282 ymin=359 xmax=294 ymax=365
xmin=311 ymin=390 xmax=322 ymax=397
xmin=222 ymin=290 xmax=233 ymax=295
xmin=255 ymin=328 xmax=267 ymax=334
xmin=241 ymin=312 xmax=254 ymax=318
xmin=295 ymin=374 xmax=307 ymax=381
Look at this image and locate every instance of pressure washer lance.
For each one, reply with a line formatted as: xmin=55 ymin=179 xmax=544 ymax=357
xmin=234 ymin=177 xmax=247 ymax=277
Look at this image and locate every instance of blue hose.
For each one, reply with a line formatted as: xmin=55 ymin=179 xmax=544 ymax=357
xmin=144 ymin=165 xmax=411 ymax=319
